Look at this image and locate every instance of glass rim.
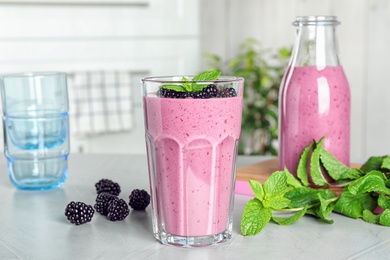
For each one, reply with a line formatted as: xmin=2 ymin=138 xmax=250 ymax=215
xmin=141 ymin=75 xmax=244 ymax=84
xmin=293 ymin=15 xmax=340 ymax=26
xmin=1 ymin=71 xmax=66 ymax=79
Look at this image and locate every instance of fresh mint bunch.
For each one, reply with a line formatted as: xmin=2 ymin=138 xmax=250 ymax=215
xmin=241 ymin=136 xmax=390 ymax=236
xmin=160 ymin=70 xmax=221 ymax=92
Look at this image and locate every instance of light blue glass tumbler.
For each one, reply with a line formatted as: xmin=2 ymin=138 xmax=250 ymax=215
xmin=0 ymin=72 xmax=70 ymax=190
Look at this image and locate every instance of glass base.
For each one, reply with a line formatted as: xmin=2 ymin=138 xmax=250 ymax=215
xmin=154 ymin=230 xmax=232 ymax=247
xmin=7 ymin=156 xmax=68 ymax=190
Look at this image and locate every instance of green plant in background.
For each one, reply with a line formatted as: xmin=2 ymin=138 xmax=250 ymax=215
xmin=204 ymin=38 xmax=291 ymax=155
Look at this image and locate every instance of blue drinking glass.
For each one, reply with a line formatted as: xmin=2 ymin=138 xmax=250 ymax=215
xmin=0 ymin=72 xmax=69 ymax=190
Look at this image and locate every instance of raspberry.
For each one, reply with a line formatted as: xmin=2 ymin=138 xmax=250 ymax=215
xmin=95 ymin=179 xmax=121 ymax=196
xmin=129 ymin=189 xmax=151 ymax=210
xmin=65 ymin=201 xmax=94 ymax=225
xmin=94 ymin=192 xmax=118 ymax=216
xmin=217 ymin=87 xmax=237 ymax=98
xmin=107 ymin=198 xmax=129 ymax=221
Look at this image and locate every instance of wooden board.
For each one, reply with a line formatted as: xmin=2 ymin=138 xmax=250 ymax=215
xmin=236 ymin=158 xmax=361 ymax=194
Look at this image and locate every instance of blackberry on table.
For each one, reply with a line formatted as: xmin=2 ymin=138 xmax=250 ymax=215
xmin=65 ymin=201 xmax=94 ymax=225
xmin=95 ymin=179 xmax=121 ymax=196
xmin=217 ymin=87 xmax=237 ymax=98
xmin=94 ymin=192 xmax=118 ymax=216
xmin=107 ymin=198 xmax=130 ymax=221
xmin=129 ymin=189 xmax=151 ymax=211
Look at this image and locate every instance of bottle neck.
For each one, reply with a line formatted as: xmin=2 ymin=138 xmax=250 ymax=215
xmin=291 ymin=22 xmax=340 ymax=68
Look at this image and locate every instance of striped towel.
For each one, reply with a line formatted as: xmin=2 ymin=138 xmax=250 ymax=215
xmin=68 ymin=70 xmax=133 ymax=136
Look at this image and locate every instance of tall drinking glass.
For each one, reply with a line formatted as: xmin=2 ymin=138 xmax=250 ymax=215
xmin=1 ymin=72 xmax=70 ymax=190
xmin=142 ymin=75 xmax=244 ymax=247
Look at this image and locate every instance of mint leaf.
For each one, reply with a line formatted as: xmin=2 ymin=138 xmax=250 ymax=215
xmin=272 ymin=206 xmax=308 ymax=226
xmin=334 ymin=189 xmax=376 ymax=219
xmin=263 ymin=171 xmax=288 ymax=197
xmin=378 ymin=194 xmax=390 ymax=209
xmin=285 ymin=187 xmax=324 ymax=208
xmin=181 ymin=76 xmax=193 ymax=91
xmin=362 ymin=209 xmax=379 ymax=224
xmin=360 ymin=156 xmax=384 ymax=173
xmin=284 ymin=167 xmax=303 ymax=189
xmin=320 ymin=148 xmax=362 ymax=182
xmin=348 ymin=170 xmax=390 ymax=195
xmin=382 ymin=156 xmax=390 ymax=170
xmin=297 ymin=142 xmax=312 ymax=186
xmin=315 ymin=191 xmax=337 ymax=223
xmin=249 ymin=180 xmax=264 ymax=201
xmin=379 ymin=209 xmax=390 ymax=226
xmin=161 ymin=85 xmax=186 ymax=92
xmin=192 ymin=70 xmax=221 ymax=81
xmin=267 ymin=196 xmax=291 ymax=210
xmin=310 ymin=137 xmax=328 ymax=186
xmin=192 ymin=84 xmax=208 ymax=92
xmin=160 ymin=70 xmax=222 ymax=93
xmin=191 ymin=71 xmax=221 ymax=92
xmin=241 ymin=199 xmax=272 ymax=236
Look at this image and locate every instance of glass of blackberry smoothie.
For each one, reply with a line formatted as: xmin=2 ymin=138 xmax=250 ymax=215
xmin=142 ymin=71 xmax=244 ymax=247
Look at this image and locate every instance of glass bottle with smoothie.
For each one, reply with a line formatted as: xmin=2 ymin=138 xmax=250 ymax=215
xmin=279 ymin=16 xmax=350 ymax=177
xmin=142 ymin=73 xmax=244 ymax=247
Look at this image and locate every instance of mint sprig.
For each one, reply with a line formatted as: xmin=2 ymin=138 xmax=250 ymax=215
xmin=161 ymin=70 xmax=221 ymax=92
xmin=241 ymin=136 xmax=390 ymax=236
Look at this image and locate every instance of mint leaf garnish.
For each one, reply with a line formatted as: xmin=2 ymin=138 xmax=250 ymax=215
xmin=192 ymin=84 xmax=209 ymax=92
xmin=192 ymin=70 xmax=221 ymax=81
xmin=160 ymin=70 xmax=221 ymax=93
xmin=161 ymin=85 xmax=186 ymax=92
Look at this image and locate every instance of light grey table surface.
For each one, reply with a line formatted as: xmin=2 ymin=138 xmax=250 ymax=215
xmin=0 ymin=154 xmax=389 ymax=260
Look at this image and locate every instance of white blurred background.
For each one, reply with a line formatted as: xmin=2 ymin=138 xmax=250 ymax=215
xmin=0 ymin=0 xmax=389 ymax=162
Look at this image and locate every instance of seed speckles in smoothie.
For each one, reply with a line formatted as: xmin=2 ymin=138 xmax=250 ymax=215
xmin=144 ymin=96 xmax=242 ymax=237
xmin=279 ymin=66 xmax=350 ymax=174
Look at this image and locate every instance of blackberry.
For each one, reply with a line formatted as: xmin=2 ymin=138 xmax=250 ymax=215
xmin=193 ymin=91 xmax=205 ymax=99
xmin=158 ymin=88 xmax=187 ymax=98
xmin=201 ymin=84 xmax=218 ymax=98
xmin=217 ymin=87 xmax=237 ymax=98
xmin=94 ymin=192 xmax=118 ymax=216
xmin=65 ymin=201 xmax=94 ymax=225
xmin=107 ymin=198 xmax=130 ymax=221
xmin=129 ymin=189 xmax=151 ymax=210
xmin=95 ymin=179 xmax=121 ymax=196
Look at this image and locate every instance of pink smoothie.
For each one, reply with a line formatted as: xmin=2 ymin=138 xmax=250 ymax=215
xmin=279 ymin=66 xmax=350 ymax=175
xmin=144 ymin=96 xmax=242 ymax=237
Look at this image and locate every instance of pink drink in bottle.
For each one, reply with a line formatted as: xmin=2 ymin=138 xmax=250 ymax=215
xmin=279 ymin=16 xmax=350 ymax=176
